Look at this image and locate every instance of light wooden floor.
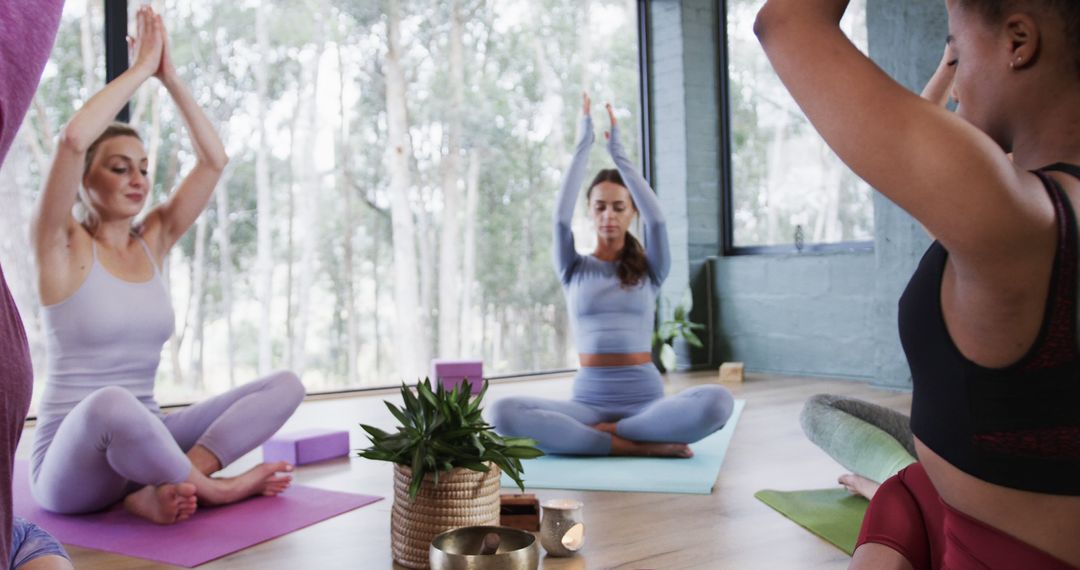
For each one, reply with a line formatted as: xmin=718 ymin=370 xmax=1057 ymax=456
xmin=17 ymin=371 xmax=912 ymax=569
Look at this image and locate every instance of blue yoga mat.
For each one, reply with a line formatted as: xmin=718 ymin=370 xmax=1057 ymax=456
xmin=502 ymin=399 xmax=745 ymax=495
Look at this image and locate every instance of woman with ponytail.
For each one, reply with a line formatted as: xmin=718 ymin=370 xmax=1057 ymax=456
xmin=490 ymin=94 xmax=734 ymax=457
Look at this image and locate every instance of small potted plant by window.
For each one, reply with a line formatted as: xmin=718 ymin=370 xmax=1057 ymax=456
xmin=358 ymin=378 xmax=543 ymax=569
xmin=653 ymin=302 xmax=706 ymax=373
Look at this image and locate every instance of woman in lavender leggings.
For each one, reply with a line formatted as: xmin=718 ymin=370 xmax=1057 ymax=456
xmin=490 ymin=94 xmax=733 ymax=457
xmin=29 ymin=7 xmax=304 ymax=525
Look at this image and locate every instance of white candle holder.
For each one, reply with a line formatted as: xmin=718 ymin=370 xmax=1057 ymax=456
xmin=540 ymin=499 xmax=585 ymax=557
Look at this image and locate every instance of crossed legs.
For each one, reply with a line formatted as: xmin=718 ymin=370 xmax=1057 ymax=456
xmin=489 ymin=384 xmax=734 ymax=457
xmin=32 ymin=371 xmax=305 ymax=524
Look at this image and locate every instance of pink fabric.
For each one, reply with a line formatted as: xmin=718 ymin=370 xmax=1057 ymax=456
xmin=0 ymin=1 xmax=64 ymax=564
xmin=0 ymin=1 xmax=64 ymax=163
xmin=0 ymin=264 xmax=33 ymax=567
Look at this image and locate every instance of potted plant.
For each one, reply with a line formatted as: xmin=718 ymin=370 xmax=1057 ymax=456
xmin=358 ymin=378 xmax=543 ymax=569
xmin=653 ymin=302 xmax=705 ymax=373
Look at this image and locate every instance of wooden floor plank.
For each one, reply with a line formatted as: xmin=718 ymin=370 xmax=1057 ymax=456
xmin=17 ymin=372 xmax=911 ymax=569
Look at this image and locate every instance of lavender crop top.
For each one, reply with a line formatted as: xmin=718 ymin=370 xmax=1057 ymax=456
xmin=553 ymin=116 xmax=670 ymax=354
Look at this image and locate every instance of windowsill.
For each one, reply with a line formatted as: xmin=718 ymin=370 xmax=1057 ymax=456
xmin=21 ymin=369 xmax=579 ymax=426
xmin=722 ymin=240 xmax=874 ymax=257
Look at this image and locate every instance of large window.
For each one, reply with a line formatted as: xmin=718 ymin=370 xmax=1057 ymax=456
xmin=723 ymin=0 xmax=873 ymax=251
xmin=3 ymin=0 xmax=644 ymax=413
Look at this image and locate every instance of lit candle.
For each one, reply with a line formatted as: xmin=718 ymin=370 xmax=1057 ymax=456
xmin=560 ymin=522 xmax=585 ymax=551
xmin=540 ymin=499 xmax=586 ymax=557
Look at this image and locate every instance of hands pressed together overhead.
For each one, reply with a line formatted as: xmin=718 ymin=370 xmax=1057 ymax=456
xmin=129 ymin=5 xmax=176 ymax=82
xmin=581 ymin=92 xmax=620 ymax=141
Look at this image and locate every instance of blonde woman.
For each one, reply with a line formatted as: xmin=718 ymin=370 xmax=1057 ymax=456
xmin=30 ymin=7 xmax=304 ymax=524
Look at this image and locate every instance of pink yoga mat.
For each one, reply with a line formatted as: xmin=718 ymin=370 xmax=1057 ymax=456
xmin=14 ymin=462 xmax=382 ymax=567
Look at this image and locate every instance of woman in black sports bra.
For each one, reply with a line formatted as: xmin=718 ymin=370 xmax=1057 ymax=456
xmin=757 ymin=0 xmax=1080 ymax=568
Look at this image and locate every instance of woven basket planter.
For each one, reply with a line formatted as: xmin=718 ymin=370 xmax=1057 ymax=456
xmin=390 ymin=463 xmax=501 ymax=569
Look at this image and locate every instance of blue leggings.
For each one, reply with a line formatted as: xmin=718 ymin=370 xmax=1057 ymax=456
xmin=10 ymin=518 xmax=67 ymax=569
xmin=489 ymin=364 xmax=734 ymax=455
xmin=30 ymin=372 xmax=305 ymax=514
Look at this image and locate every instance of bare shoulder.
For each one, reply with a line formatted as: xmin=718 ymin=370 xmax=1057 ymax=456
xmin=35 ymin=220 xmax=95 ymax=306
xmin=948 ymin=164 xmax=1056 ymax=274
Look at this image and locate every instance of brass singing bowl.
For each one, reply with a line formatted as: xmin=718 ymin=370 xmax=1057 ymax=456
xmin=429 ymin=525 xmax=540 ymax=570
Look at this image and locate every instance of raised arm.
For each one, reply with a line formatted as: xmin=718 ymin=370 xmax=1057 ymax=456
xmin=141 ymin=15 xmax=228 ymax=257
xmin=754 ymin=1 xmax=1046 ymax=260
xmin=604 ymin=103 xmax=670 ymax=284
xmin=921 ymin=40 xmax=958 ymax=108
xmin=31 ymin=6 xmax=163 ymax=252
xmin=553 ymin=93 xmax=595 ymax=283
xmin=918 ymin=41 xmax=960 ymax=242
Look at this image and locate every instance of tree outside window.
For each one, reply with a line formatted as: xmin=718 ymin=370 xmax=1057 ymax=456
xmin=0 ymin=0 xmax=644 ymax=413
xmin=725 ymin=0 xmax=873 ymax=250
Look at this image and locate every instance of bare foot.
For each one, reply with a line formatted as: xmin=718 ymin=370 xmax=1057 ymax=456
xmin=593 ymin=422 xmax=618 ymax=435
xmin=197 ymin=461 xmax=294 ymax=505
xmin=123 ymin=482 xmax=197 ymax=524
xmin=609 ymin=434 xmax=694 ymax=458
xmin=593 ymin=423 xmax=693 ymax=458
xmin=838 ymin=473 xmax=880 ymax=500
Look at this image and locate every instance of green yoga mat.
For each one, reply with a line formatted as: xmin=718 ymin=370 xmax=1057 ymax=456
xmin=754 ymin=488 xmax=869 ymax=555
xmin=501 ymin=399 xmax=745 ymax=495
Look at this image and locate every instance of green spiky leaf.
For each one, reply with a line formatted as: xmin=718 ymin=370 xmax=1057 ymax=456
xmin=357 ymin=378 xmax=545 ymax=498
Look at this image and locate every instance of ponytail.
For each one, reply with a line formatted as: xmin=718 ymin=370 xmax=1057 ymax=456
xmin=617 ymin=232 xmax=649 ymax=288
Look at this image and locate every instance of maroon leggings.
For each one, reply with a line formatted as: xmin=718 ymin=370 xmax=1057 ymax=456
xmin=856 ymin=463 xmax=1075 ymax=569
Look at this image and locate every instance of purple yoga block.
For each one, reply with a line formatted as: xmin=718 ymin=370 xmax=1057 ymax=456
xmin=262 ymin=429 xmax=350 ymax=465
xmin=430 ymin=359 xmax=483 ymax=394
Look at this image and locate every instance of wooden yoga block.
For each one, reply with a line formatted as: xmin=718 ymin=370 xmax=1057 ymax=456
xmin=262 ymin=428 xmax=350 ymax=466
xmin=719 ymin=362 xmax=745 ymax=383
xmin=430 ymin=358 xmax=484 ymax=394
xmin=500 ymin=493 xmax=540 ymax=531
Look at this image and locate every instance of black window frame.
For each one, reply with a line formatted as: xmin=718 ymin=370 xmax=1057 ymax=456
xmin=716 ymin=0 xmax=873 ymax=256
xmin=104 ymin=0 xmax=130 ymax=121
